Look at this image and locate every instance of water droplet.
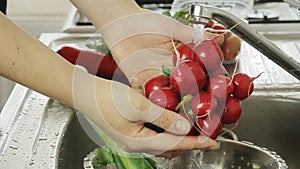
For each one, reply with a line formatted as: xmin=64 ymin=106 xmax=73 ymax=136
xmin=39 ymin=138 xmax=47 ymax=141
xmin=274 ymin=155 xmax=281 ymax=158
xmin=9 ymin=146 xmax=18 ymax=150
xmin=252 ymin=162 xmax=261 ymax=169
xmin=261 ymin=147 xmax=268 ymax=151
xmin=83 ymin=157 xmax=90 ymax=162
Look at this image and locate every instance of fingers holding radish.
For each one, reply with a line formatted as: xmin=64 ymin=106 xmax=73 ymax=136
xmin=148 ymin=87 xmax=180 ymax=112
xmin=57 ymin=38 xmax=259 ymax=141
xmin=140 ymin=38 xmax=260 ymax=140
xmin=144 ymin=75 xmax=170 ymax=98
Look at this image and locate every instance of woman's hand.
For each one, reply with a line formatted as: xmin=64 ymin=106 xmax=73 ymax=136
xmin=70 ymin=0 xmax=224 ymax=88
xmin=72 ymin=68 xmax=219 ymax=156
xmin=69 ymin=0 xmax=221 ymax=157
xmin=104 ymin=14 xmax=224 ymax=88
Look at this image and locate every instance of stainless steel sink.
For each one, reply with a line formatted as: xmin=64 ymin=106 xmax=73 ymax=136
xmin=56 ymin=88 xmax=300 ymax=169
xmin=235 ymin=89 xmax=300 ymax=169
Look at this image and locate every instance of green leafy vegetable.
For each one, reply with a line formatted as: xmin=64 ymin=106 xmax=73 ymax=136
xmin=86 ymin=37 xmax=111 ymax=55
xmin=85 ymin=115 xmax=157 ymax=169
xmin=112 ymin=153 xmax=126 ymax=169
xmin=163 ymin=9 xmax=191 ymax=25
xmin=92 ymin=147 xmax=114 ymax=168
xmin=162 ymin=65 xmax=172 ymax=77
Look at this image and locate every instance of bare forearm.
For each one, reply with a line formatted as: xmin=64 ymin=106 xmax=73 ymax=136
xmin=0 ymin=12 xmax=74 ymax=106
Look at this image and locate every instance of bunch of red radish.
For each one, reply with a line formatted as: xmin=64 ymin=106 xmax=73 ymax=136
xmin=143 ymin=36 xmax=260 ymax=139
xmin=204 ymin=19 xmax=241 ymax=63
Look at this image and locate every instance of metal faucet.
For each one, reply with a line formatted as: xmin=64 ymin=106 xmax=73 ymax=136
xmin=284 ymin=0 xmax=300 ymax=10
xmin=189 ymin=4 xmax=300 ymax=80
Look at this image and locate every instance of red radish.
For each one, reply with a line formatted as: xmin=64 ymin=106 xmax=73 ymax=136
xmin=148 ymin=87 xmax=180 ymax=112
xmin=190 ymin=92 xmax=218 ymax=117
xmin=221 ymin=34 xmax=241 ymax=62
xmin=144 ymin=75 xmax=170 ymax=98
xmin=211 ymin=23 xmax=227 ymax=35
xmin=57 ymin=46 xmax=124 ymax=78
xmin=173 ymin=41 xmax=205 ymax=69
xmin=206 ymin=75 xmax=234 ymax=101
xmin=209 ymin=65 xmax=227 ymax=77
xmin=232 ymin=73 xmax=262 ymax=100
xmin=194 ymin=38 xmax=223 ymax=72
xmin=205 ymin=19 xmax=215 ymax=28
xmin=212 ymin=23 xmax=226 ymax=30
xmin=212 ymin=23 xmax=232 ymax=39
xmin=170 ymin=60 xmax=207 ymax=96
xmin=173 ymin=41 xmax=195 ymax=66
xmin=205 ymin=19 xmax=227 ymax=35
xmin=222 ymin=96 xmax=242 ymax=124
xmin=197 ymin=113 xmax=222 ymax=139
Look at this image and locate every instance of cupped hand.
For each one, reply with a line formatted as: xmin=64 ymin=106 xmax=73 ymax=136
xmin=99 ymin=15 xmax=222 ymax=157
xmin=72 ymin=67 xmax=219 ymax=157
xmin=70 ymin=0 xmax=221 ymax=158
xmin=99 ymin=12 xmax=224 ymax=88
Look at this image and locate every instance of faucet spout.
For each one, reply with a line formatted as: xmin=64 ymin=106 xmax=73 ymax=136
xmin=190 ymin=4 xmax=300 ymax=80
xmin=284 ymin=0 xmax=300 ymax=10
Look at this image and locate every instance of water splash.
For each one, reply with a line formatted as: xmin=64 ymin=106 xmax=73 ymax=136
xmin=192 ymin=24 xmax=205 ymax=43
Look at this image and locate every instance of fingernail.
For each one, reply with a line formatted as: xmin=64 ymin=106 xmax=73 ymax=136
xmin=198 ymin=137 xmax=220 ymax=151
xmin=198 ymin=136 xmax=210 ymax=144
xmin=175 ymin=119 xmax=190 ymax=133
xmin=209 ymin=141 xmax=220 ymax=151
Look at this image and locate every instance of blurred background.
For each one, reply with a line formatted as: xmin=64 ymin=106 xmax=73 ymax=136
xmin=0 ymin=0 xmax=73 ymax=111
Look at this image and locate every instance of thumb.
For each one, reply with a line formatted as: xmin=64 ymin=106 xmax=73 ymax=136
xmin=109 ymin=83 xmax=192 ymax=135
xmin=145 ymin=108 xmax=193 ymax=135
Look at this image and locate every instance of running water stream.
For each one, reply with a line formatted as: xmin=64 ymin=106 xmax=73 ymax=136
xmin=192 ymin=22 xmax=205 ymax=44
xmin=189 ymin=3 xmax=206 ymax=168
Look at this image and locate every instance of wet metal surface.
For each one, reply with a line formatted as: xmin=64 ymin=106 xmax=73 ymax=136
xmin=0 ymin=85 xmax=74 ymax=169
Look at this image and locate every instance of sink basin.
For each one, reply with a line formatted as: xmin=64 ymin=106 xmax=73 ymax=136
xmin=55 ymin=88 xmax=300 ymax=169
xmin=235 ymin=89 xmax=300 ymax=169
